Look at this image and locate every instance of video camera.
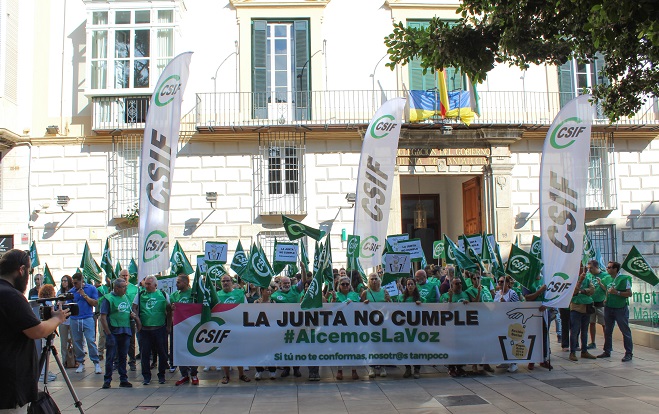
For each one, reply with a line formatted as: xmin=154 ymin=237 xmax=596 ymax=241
xmin=35 ymin=293 xmax=79 ymax=320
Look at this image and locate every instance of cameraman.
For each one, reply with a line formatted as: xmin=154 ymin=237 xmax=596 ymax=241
xmin=0 ymin=249 xmax=70 ymax=412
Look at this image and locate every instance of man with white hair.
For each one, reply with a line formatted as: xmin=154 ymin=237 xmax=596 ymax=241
xmin=132 ymin=275 xmax=171 ymax=385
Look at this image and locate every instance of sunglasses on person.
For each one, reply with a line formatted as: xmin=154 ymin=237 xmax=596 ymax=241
xmin=498 ymin=280 xmax=505 ymax=284
xmin=340 ymin=283 xmax=350 ymax=286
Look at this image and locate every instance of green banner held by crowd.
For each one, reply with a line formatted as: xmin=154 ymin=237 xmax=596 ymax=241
xmin=622 ymin=246 xmax=659 ymax=286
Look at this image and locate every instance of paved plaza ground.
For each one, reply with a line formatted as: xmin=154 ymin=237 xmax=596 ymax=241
xmin=43 ymin=333 xmax=659 ymax=414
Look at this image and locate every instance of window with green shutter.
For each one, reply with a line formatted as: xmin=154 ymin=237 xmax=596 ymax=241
xmin=252 ymin=19 xmax=309 ymax=121
xmin=558 ymin=54 xmax=608 ymax=108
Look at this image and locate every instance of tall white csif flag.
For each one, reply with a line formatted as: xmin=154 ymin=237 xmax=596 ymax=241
xmin=353 ymin=97 xmax=406 ymax=268
xmin=138 ymin=52 xmax=193 ymax=283
xmin=540 ymin=94 xmax=595 ymax=308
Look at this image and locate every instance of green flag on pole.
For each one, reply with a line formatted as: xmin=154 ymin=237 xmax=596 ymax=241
xmin=530 ymin=235 xmax=542 ymax=260
xmin=300 ymin=241 xmax=310 ymax=273
xmin=29 ymin=241 xmax=40 ymax=269
xmin=346 ymin=235 xmax=360 ymax=271
xmin=506 ymin=243 xmax=543 ymax=289
xmin=115 ymin=262 xmax=122 ymax=278
xmin=301 ymin=235 xmax=330 ymax=310
xmin=101 ymin=239 xmax=115 ymax=280
xmin=43 ymin=264 xmax=55 ymax=286
xmin=322 ymin=236 xmax=334 ymax=287
xmin=170 ymin=241 xmax=194 ymax=275
xmin=191 ymin=267 xmax=218 ymax=323
xmin=230 ymin=240 xmax=248 ymax=277
xmin=463 ymin=236 xmax=486 ymax=272
xmin=432 ymin=240 xmax=445 ymax=260
xmin=282 ymin=215 xmax=325 ymax=241
xmin=313 ymin=241 xmax=321 ymax=275
xmin=622 ymin=246 xmax=659 ymax=286
xmin=271 ymin=239 xmax=287 ymax=275
xmin=128 ymin=258 xmax=138 ymax=285
xmin=240 ymin=243 xmax=274 ymax=288
xmin=80 ymin=242 xmax=100 ymax=282
xmin=444 ymin=236 xmax=478 ymax=272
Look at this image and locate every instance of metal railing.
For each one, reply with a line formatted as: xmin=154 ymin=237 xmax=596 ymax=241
xmin=91 ymin=90 xmax=659 ymax=131
xmin=193 ymin=90 xmax=659 ymax=129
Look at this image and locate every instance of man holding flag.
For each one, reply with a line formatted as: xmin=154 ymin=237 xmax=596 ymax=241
xmin=69 ymin=272 xmax=102 ymax=374
xmin=598 ymin=261 xmax=633 ymax=362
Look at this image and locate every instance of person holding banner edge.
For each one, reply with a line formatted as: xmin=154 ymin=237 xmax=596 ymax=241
xmin=597 ymin=261 xmax=633 ymax=362
xmin=568 ymin=266 xmax=596 ymax=361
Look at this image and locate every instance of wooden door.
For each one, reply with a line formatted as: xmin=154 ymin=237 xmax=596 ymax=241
xmin=462 ymin=177 xmax=482 ymax=234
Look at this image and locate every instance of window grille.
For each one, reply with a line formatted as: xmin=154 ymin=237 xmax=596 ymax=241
xmin=255 ymin=131 xmax=305 ymax=215
xmin=108 ymin=227 xmax=139 ymax=270
xmin=109 ymin=134 xmax=141 ymax=220
xmin=586 ymin=224 xmax=616 ymax=264
xmin=587 ymin=131 xmax=617 ymax=210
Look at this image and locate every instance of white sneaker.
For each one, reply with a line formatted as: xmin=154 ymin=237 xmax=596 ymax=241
xmin=243 ymin=366 xmax=250 ymax=371
xmin=39 ymin=372 xmax=58 ymax=382
xmin=507 ymin=363 xmax=518 ymax=373
xmin=169 ymin=367 xmax=176 ymax=373
xmin=254 ymin=371 xmax=262 ymax=380
xmin=380 ymin=367 xmax=387 ymax=377
xmin=94 ymin=363 xmax=102 ymax=374
xmin=367 ymin=367 xmax=375 ymax=378
xmin=216 ymin=366 xmax=222 ymax=371
xmin=203 ymin=366 xmax=210 ymax=372
xmin=75 ymin=364 xmax=85 ymax=373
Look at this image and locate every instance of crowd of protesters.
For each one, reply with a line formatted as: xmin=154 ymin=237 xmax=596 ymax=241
xmin=27 ymin=257 xmax=632 ymax=388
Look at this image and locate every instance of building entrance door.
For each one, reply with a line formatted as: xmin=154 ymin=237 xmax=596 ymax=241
xmin=400 ymin=195 xmax=440 ymax=264
xmin=462 ymin=177 xmax=482 ymax=234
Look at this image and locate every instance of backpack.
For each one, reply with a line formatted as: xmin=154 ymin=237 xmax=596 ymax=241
xmin=28 ymin=390 xmax=61 ymax=414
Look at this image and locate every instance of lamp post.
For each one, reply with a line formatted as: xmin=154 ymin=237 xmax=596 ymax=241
xmin=369 ymin=53 xmax=388 ymax=112
xmin=211 ymin=41 xmax=239 ymax=124
xmin=297 ymin=49 xmax=323 ymax=119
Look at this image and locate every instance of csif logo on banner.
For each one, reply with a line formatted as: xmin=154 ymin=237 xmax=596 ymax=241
xmin=347 ymin=236 xmax=359 ymax=256
xmin=544 ymin=272 xmax=572 ymax=301
xmin=187 ymin=317 xmax=230 ymax=357
xmin=144 ymin=230 xmax=169 ymax=262
xmin=369 ymin=115 xmax=398 ymax=139
xmin=118 ymin=302 xmax=130 ymax=313
xmin=360 ymin=235 xmax=381 ymax=259
xmin=531 ymin=240 xmax=541 ymax=256
xmin=628 ymin=257 xmax=651 ymax=274
xmin=252 ymin=254 xmax=270 ymax=277
xmin=508 ymin=255 xmax=530 ymax=274
xmin=549 ymin=117 xmax=587 ymax=150
xmin=207 ymin=264 xmax=225 ymax=281
xmin=155 ymin=75 xmax=182 ymax=107
xmin=232 ymin=252 xmax=248 ymax=267
xmin=433 ymin=241 xmax=444 ymax=258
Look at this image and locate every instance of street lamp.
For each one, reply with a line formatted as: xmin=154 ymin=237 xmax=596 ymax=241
xmin=369 ymin=53 xmax=388 ymax=112
xmin=211 ymin=41 xmax=239 ymax=124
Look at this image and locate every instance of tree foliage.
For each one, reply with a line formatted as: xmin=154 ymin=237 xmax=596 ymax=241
xmin=384 ymin=0 xmax=659 ymax=121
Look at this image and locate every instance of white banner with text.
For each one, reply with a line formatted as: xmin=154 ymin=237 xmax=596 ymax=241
xmin=173 ymin=302 xmax=544 ymax=366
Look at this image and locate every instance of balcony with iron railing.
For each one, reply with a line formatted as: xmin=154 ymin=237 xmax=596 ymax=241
xmin=90 ymin=90 xmax=659 ymax=132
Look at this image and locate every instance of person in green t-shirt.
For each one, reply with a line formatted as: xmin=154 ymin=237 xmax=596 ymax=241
xmin=132 ymin=275 xmax=170 ymax=385
xmin=99 ymin=278 xmax=135 ymax=389
xmin=465 ymin=271 xmax=493 ymax=303
xmin=598 ymin=261 xmax=633 ymax=361
xmin=361 ymin=273 xmax=390 ymax=379
xmin=587 ymin=260 xmax=611 ymax=350
xmin=400 ymin=278 xmax=422 ymax=379
xmin=118 ymin=269 xmax=138 ymax=371
xmin=568 ymin=266 xmax=596 ymax=361
xmin=271 ymin=274 xmax=306 ymax=378
xmin=171 ymin=273 xmax=199 ymax=386
xmin=216 ymin=275 xmax=250 ymax=384
xmin=328 ymin=275 xmax=361 ymax=380
xmin=414 ymin=270 xmax=440 ymax=303
xmin=439 ymin=278 xmax=470 ymax=304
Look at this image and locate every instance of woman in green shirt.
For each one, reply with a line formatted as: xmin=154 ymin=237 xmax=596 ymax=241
xmin=361 ymin=273 xmax=390 ymax=378
xmin=328 ymin=276 xmax=360 ymax=380
xmin=400 ymin=278 xmax=422 ymax=379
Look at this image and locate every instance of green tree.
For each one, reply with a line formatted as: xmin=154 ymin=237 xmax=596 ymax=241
xmin=384 ymin=0 xmax=659 ymax=121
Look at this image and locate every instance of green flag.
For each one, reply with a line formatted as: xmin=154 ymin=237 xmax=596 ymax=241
xmin=432 ymin=240 xmax=445 ymax=260
xmin=101 ymin=239 xmax=115 ymax=280
xmin=312 ymin=241 xmax=321 ymax=275
xmin=128 ymin=258 xmax=138 ymax=285
xmin=463 ymin=235 xmax=486 ymax=272
xmin=230 ymin=240 xmax=248 ymax=276
xmin=506 ymin=243 xmax=543 ymax=289
xmin=322 ymin=236 xmax=334 ymax=286
xmin=43 ymin=264 xmax=55 ymax=286
xmin=530 ymin=235 xmax=542 ymax=260
xmin=287 ymin=262 xmax=299 ymax=277
xmin=346 ymin=235 xmax=360 ymax=271
xmin=114 ymin=262 xmax=122 ymax=279
xmin=582 ymin=226 xmax=597 ymax=266
xmin=29 ymin=241 xmax=40 ymax=269
xmin=622 ymin=246 xmax=659 ymax=286
xmin=282 ymin=215 xmax=325 ymax=241
xmin=205 ymin=261 xmax=228 ymax=288
xmin=300 ymin=242 xmax=310 ymax=273
xmin=240 ymin=243 xmax=274 ymax=288
xmin=170 ymin=241 xmax=194 ymax=275
xmin=80 ymin=242 xmax=100 ymax=282
xmin=271 ymin=240 xmax=287 ymax=275
xmin=191 ymin=267 xmax=218 ymax=323
xmin=301 ymin=236 xmax=329 ymax=310
xmin=514 ymin=235 xmax=519 ymax=246
xmin=444 ymin=236 xmax=478 ymax=272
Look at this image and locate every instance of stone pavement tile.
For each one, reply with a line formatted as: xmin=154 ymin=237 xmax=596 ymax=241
xmin=346 ymin=407 xmax=398 ymax=414
xmin=299 ymin=406 xmax=348 ymax=414
xmin=590 ymin=397 xmax=659 ymax=414
xmin=519 ymin=400 xmax=592 ymax=414
xmin=560 ymin=385 xmax=627 ymax=400
xmin=153 ymin=403 xmax=206 ymax=414
xmin=486 ymin=384 xmax=557 ymax=402
xmin=397 ymin=408 xmax=452 ymax=414
xmin=571 ymin=371 xmax=638 ymax=387
xmin=389 ymin=397 xmax=445 ymax=410
xmin=343 ymin=400 xmax=396 ymax=410
xmin=612 ymin=384 xmax=659 ymax=406
xmin=445 ymin=404 xmax=508 ymax=414
xmin=551 ymin=398 xmax=616 ymax=414
xmin=84 ymin=405 xmax=139 ymax=414
xmin=297 ymin=383 xmax=341 ymax=393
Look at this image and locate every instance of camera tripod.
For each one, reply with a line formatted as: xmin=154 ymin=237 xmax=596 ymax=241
xmin=38 ymin=332 xmax=85 ymax=414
